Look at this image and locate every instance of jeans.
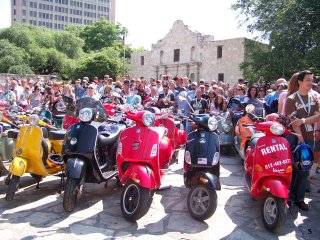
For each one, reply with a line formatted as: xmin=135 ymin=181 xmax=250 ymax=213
xmin=290 ymin=169 xmax=309 ymax=202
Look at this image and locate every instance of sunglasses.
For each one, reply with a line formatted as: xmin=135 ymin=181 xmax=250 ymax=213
xmin=88 ymin=87 xmax=94 ymax=90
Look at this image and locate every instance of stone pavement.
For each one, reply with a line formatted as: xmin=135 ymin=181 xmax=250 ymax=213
xmin=0 ymin=150 xmax=319 ymax=240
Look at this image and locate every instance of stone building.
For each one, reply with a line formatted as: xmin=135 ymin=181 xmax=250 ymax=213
xmin=130 ymin=20 xmax=257 ymax=86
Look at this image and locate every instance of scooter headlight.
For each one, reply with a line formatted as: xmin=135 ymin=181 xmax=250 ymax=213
xmin=142 ymin=111 xmax=155 ymax=127
xmin=270 ymin=123 xmax=285 ymax=136
xmin=184 ymin=150 xmax=191 ymax=164
xmin=79 ymin=108 xmax=93 ymax=122
xmin=29 ymin=115 xmax=40 ymax=126
xmin=208 ymin=117 xmax=218 ymax=131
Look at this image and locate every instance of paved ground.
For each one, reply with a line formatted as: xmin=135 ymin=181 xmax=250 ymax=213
xmin=0 ymin=150 xmax=319 ymax=240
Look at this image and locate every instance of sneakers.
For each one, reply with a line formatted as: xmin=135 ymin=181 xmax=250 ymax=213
xmin=295 ymin=201 xmax=309 ymax=211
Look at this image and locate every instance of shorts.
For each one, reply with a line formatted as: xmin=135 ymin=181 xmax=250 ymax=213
xmin=304 ymin=140 xmax=320 ymax=153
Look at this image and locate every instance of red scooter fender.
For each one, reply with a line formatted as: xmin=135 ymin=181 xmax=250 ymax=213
xmin=260 ymin=177 xmax=289 ymax=199
xmin=121 ymin=164 xmax=157 ymax=189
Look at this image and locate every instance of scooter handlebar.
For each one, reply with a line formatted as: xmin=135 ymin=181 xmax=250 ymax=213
xmin=242 ymin=123 xmax=254 ymax=127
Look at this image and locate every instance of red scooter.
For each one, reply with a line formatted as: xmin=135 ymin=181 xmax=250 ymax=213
xmin=154 ymin=109 xmax=187 ymax=162
xmin=244 ymin=113 xmax=292 ymax=232
xmin=116 ymin=110 xmax=175 ymax=221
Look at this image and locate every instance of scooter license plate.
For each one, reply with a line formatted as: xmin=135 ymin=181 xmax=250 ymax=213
xmin=198 ymin=158 xmax=207 ymax=165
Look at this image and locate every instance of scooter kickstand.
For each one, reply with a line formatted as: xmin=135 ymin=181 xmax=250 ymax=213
xmin=58 ymin=174 xmax=65 ymax=194
xmin=36 ymin=180 xmax=40 ymax=189
xmin=157 ymin=185 xmax=172 ymax=191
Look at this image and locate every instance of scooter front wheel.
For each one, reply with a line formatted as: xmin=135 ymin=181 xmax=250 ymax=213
xmin=187 ymin=184 xmax=217 ymax=221
xmin=63 ymin=177 xmax=79 ymax=212
xmin=262 ymin=196 xmax=287 ymax=232
xmin=120 ymin=181 xmax=153 ymax=221
xmin=5 ymin=175 xmax=20 ymax=201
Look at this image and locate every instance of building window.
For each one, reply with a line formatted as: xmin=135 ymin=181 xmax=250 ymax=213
xmin=160 ymin=51 xmax=164 ymax=65
xmin=218 ymin=73 xmax=224 ymax=82
xmin=140 ymin=56 xmax=144 ymax=66
xmin=190 ymin=46 xmax=195 ymax=61
xmin=174 ymin=49 xmax=180 ymax=62
xmin=217 ymin=46 xmax=223 ymax=59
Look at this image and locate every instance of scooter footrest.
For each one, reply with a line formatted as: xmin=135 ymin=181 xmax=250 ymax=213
xmin=101 ymin=170 xmax=118 ymax=179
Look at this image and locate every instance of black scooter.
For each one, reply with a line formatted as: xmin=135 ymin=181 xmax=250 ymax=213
xmin=183 ymin=113 xmax=221 ymax=220
xmin=62 ymin=98 xmax=125 ymax=212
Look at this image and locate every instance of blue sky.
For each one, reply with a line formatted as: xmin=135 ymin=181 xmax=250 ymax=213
xmin=0 ymin=0 xmax=259 ymax=49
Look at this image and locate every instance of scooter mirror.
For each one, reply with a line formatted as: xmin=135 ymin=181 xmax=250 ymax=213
xmin=245 ymin=104 xmax=255 ymax=113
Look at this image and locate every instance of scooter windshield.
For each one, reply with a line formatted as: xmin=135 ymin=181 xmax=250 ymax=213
xmin=65 ymin=97 xmax=108 ymax=122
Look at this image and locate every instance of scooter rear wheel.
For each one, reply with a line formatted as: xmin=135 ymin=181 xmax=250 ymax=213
xmin=5 ymin=175 xmax=20 ymax=201
xmin=120 ymin=181 xmax=153 ymax=221
xmin=262 ymin=196 xmax=287 ymax=232
xmin=63 ymin=177 xmax=79 ymax=212
xmin=187 ymin=184 xmax=217 ymax=221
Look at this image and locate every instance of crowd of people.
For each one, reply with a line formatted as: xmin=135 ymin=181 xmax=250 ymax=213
xmin=1 ymin=71 xmax=320 ymax=211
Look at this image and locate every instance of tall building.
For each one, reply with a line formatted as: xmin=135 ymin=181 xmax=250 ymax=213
xmin=11 ymin=0 xmax=116 ymax=30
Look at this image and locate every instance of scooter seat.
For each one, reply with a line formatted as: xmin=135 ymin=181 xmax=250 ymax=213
xmin=250 ymin=132 xmax=265 ymax=149
xmin=98 ymin=124 xmax=126 ymax=148
xmin=48 ymin=130 xmax=66 ymax=140
xmin=7 ymin=129 xmax=19 ymax=139
xmin=53 ymin=114 xmax=65 ymax=119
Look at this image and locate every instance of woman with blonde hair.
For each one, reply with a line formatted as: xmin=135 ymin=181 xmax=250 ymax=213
xmin=62 ymin=83 xmax=75 ymax=102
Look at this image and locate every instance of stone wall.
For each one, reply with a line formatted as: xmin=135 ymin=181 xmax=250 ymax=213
xmin=0 ymin=73 xmax=53 ymax=84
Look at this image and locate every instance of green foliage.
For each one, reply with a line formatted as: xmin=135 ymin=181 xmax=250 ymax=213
xmin=0 ymin=22 xmax=130 ymax=79
xmin=8 ymin=64 xmax=34 ymax=74
xmin=0 ymin=39 xmax=30 ymax=73
xmin=73 ymin=47 xmax=122 ymax=80
xmin=233 ymin=0 xmax=320 ymax=80
xmin=79 ymin=17 xmax=128 ymax=52
xmin=54 ymin=31 xmax=84 ymax=59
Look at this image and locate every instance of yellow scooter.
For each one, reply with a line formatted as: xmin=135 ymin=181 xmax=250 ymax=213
xmin=4 ymin=113 xmax=65 ymax=201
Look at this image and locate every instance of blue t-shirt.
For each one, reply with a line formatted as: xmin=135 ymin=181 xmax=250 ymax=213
xmin=265 ymin=91 xmax=279 ymax=105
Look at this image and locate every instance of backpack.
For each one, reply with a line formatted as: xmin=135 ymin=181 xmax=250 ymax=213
xmin=293 ymin=143 xmax=314 ymax=171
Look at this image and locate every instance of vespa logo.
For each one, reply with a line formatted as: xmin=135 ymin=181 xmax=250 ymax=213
xmin=261 ymin=143 xmax=288 ymax=156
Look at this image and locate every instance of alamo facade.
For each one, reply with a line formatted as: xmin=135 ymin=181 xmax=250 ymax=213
xmin=130 ymin=20 xmax=257 ymax=86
